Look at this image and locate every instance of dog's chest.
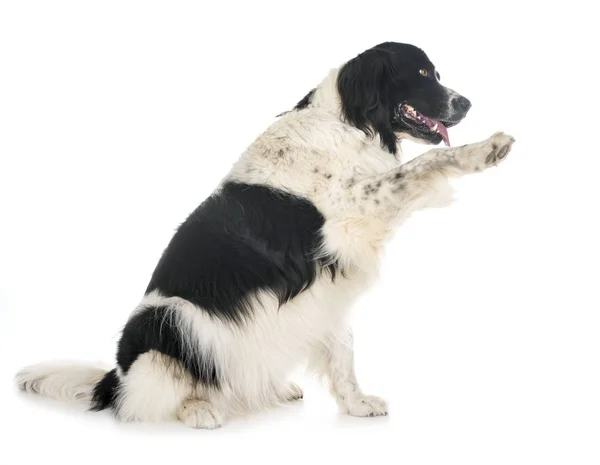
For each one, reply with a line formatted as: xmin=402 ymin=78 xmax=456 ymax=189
xmin=249 ymin=269 xmax=373 ymax=353
xmin=311 ymin=146 xmax=400 ymax=271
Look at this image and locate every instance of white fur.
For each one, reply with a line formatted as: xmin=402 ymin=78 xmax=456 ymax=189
xmin=115 ymin=270 xmax=372 ymax=426
xmin=15 ymin=65 xmax=514 ymax=428
xmin=16 ymin=362 xmax=107 ymax=404
xmin=115 ymin=351 xmax=194 ymax=422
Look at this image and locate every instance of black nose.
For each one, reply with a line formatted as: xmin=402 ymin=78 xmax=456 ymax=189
xmin=453 ymin=96 xmax=471 ymax=112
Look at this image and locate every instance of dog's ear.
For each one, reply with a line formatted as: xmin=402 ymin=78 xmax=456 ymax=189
xmin=337 ymin=49 xmax=398 ymax=154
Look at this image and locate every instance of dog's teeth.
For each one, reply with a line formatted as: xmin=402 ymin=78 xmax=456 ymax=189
xmin=432 ymin=124 xmax=438 ymax=131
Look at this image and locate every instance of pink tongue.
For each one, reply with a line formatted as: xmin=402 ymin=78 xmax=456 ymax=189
xmin=420 ymin=114 xmax=450 ymax=146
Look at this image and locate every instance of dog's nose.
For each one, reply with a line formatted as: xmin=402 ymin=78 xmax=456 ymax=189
xmin=453 ymin=96 xmax=471 ymax=112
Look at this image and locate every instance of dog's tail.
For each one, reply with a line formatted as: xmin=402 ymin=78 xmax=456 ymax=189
xmin=15 ymin=362 xmax=119 ymax=410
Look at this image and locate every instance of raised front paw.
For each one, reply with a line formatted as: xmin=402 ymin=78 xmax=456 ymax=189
xmin=468 ymin=131 xmax=515 ymax=171
xmin=483 ymin=132 xmax=515 ymax=166
xmin=341 ymin=394 xmax=389 ymax=417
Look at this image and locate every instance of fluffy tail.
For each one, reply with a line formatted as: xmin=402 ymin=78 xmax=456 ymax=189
xmin=15 ymin=361 xmax=116 ymax=407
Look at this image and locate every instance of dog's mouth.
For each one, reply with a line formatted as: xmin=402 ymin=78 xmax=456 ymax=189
xmin=396 ymin=104 xmax=458 ymax=147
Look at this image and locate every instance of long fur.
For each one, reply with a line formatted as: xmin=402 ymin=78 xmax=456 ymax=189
xmin=16 ymin=42 xmax=514 ymax=429
xmin=16 ymin=362 xmax=108 ymax=404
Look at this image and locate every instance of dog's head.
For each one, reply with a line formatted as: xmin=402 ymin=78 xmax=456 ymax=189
xmin=336 ymin=42 xmax=471 ymax=154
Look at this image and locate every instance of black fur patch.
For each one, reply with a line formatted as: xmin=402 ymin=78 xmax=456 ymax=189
xmin=146 ymin=182 xmax=338 ymax=324
xmin=115 ymin=305 xmax=219 ymax=386
xmin=294 ymin=89 xmax=315 ymax=110
xmin=90 ymin=368 xmax=120 ymax=411
xmin=276 ymin=88 xmax=316 ymax=117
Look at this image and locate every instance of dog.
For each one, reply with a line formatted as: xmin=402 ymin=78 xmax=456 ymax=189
xmin=16 ymin=42 xmax=514 ymax=429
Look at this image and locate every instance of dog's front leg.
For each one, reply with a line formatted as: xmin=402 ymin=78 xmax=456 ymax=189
xmin=310 ymin=331 xmax=388 ymax=417
xmin=334 ymin=132 xmax=515 ymax=224
xmin=315 ymin=132 xmax=515 ymax=417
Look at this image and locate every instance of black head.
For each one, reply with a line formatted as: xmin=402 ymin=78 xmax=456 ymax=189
xmin=337 ymin=42 xmax=471 ymax=154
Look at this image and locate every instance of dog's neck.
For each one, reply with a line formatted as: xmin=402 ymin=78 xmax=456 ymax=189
xmin=310 ymin=69 xmax=342 ymax=112
xmin=310 ymin=68 xmax=404 ymax=161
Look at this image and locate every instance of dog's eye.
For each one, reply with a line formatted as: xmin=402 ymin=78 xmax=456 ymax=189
xmin=419 ymin=69 xmax=428 ymax=77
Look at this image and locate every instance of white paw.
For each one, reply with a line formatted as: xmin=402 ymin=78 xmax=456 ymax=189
xmin=474 ymin=131 xmax=515 ymax=170
xmin=284 ymin=383 xmax=304 ymax=401
xmin=177 ymin=399 xmax=223 ymax=429
xmin=342 ymin=394 xmax=388 ymax=417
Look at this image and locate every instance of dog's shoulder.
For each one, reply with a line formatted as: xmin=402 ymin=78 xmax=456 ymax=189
xmin=227 ymin=108 xmax=401 ymax=205
xmin=222 ymin=108 xmax=400 ymax=271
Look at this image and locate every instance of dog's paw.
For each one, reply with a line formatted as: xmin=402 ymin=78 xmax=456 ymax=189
xmin=287 ymin=383 xmax=304 ymax=401
xmin=279 ymin=383 xmax=304 ymax=402
xmin=484 ymin=132 xmax=515 ymax=166
xmin=474 ymin=132 xmax=515 ymax=170
xmin=177 ymin=399 xmax=223 ymax=429
xmin=342 ymin=394 xmax=388 ymax=417
xmin=459 ymin=132 xmax=515 ymax=172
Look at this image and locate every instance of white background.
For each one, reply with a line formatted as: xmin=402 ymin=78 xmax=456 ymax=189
xmin=1 ymin=1 xmax=598 ymax=464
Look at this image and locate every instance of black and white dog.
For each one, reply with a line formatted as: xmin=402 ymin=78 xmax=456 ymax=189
xmin=16 ymin=42 xmax=514 ymax=429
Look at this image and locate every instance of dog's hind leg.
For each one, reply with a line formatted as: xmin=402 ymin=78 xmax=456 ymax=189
xmin=275 ymin=382 xmax=304 ymax=402
xmin=113 ymin=351 xmax=197 ymax=423
xmin=177 ymin=398 xmax=225 ymax=429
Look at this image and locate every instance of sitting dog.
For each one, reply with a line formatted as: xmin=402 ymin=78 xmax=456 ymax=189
xmin=16 ymin=42 xmax=514 ymax=429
